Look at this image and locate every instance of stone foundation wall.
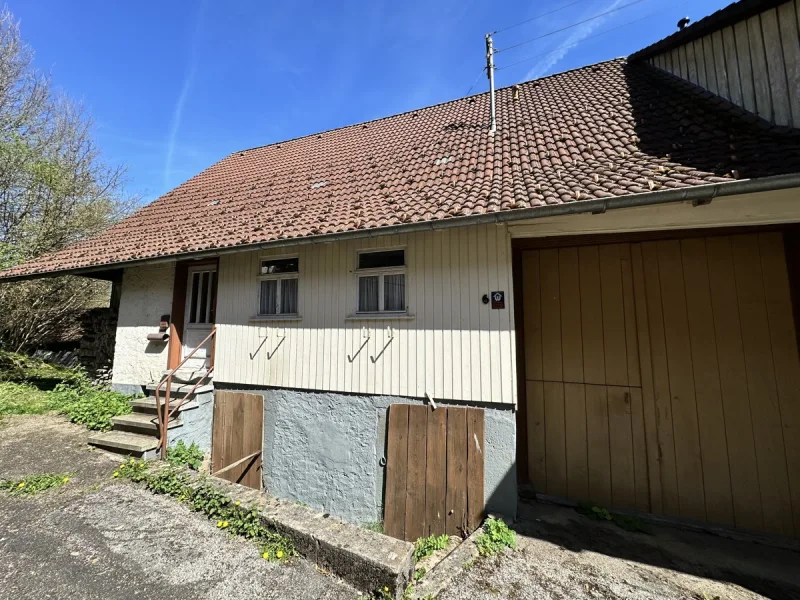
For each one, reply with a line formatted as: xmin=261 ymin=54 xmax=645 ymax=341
xmin=79 ymin=307 xmax=118 ymax=386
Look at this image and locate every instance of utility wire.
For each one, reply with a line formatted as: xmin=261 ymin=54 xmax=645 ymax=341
xmin=465 ymin=66 xmax=488 ymax=95
xmin=494 ymin=0 xmax=650 ymax=54
xmin=496 ymin=1 xmax=688 ymax=70
xmin=491 ymin=0 xmax=597 ymax=34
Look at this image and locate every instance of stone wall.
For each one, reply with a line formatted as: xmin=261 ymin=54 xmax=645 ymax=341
xmin=78 ymin=307 xmax=118 ymax=386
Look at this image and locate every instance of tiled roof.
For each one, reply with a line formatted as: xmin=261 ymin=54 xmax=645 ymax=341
xmin=3 ymin=57 xmax=800 ymax=280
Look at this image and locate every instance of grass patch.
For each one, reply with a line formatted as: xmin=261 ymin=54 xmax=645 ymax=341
xmin=0 ymin=350 xmax=84 ymax=389
xmin=0 ymin=381 xmax=53 ymax=417
xmin=117 ymin=460 xmax=296 ymax=563
xmin=413 ymin=533 xmax=449 ymax=561
xmin=166 ymin=440 xmax=204 ymax=470
xmin=0 ymin=472 xmax=72 ymax=495
xmin=576 ymin=502 xmax=650 ymax=534
xmin=475 ymin=517 xmax=517 ymax=556
xmin=363 ymin=521 xmax=384 ymax=534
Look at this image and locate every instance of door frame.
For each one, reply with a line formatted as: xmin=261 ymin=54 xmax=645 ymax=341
xmin=168 ymin=258 xmax=219 ymax=371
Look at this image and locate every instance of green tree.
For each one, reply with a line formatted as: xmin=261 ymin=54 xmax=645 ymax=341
xmin=0 ymin=8 xmax=132 ymax=351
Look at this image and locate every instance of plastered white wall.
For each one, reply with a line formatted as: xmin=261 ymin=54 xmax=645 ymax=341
xmin=111 ymin=263 xmax=175 ymax=386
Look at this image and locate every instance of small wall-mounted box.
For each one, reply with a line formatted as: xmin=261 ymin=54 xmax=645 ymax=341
xmin=147 ymin=314 xmax=171 ymax=342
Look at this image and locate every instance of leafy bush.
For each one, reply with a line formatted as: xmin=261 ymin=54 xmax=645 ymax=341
xmin=0 ymin=472 xmax=71 ymax=495
xmin=114 ymin=458 xmax=149 ymax=482
xmin=475 ymin=517 xmax=516 ymax=556
xmin=413 ymin=533 xmax=450 ymax=561
xmin=166 ymin=440 xmax=204 ymax=470
xmin=47 ymin=383 xmax=132 ymax=431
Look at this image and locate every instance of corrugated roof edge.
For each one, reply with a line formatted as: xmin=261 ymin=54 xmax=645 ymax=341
xmin=630 ymin=0 xmax=786 ymax=61
xmin=3 ymin=171 xmax=799 ymax=283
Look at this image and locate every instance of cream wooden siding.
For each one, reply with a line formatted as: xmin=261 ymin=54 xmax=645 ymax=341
xmin=214 ymin=224 xmax=517 ymax=405
xmin=648 ymin=0 xmax=800 ymax=128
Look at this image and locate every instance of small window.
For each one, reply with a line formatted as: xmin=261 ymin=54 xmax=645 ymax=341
xmin=357 ymin=249 xmax=406 ymax=313
xmin=258 ymin=258 xmax=299 ymax=315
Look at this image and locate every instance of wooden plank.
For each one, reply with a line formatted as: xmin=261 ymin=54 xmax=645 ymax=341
xmin=630 ymin=244 xmax=662 ymax=514
xmin=585 ymin=384 xmax=612 ymax=508
xmin=778 ymin=0 xmax=800 ymax=127
xmin=712 ymin=30 xmax=730 ymax=99
xmin=705 ymin=236 xmax=764 ymax=532
xmin=384 ymin=404 xmax=409 ymax=540
xmin=425 ymin=407 xmax=447 ymax=536
xmin=680 ymin=238 xmax=734 ymax=526
xmin=694 ymin=39 xmax=708 ymax=89
xmin=599 ymin=244 xmax=629 ymax=386
xmin=628 ymin=388 xmax=650 ymax=513
xmin=579 ymin=246 xmax=605 ymax=385
xmin=620 ymin=250 xmax=641 ymax=387
xmin=731 ymin=234 xmax=794 ymax=537
xmin=540 ymin=249 xmax=562 ymax=381
xmin=722 ymin=26 xmax=743 ymax=107
xmin=734 ymin=20 xmax=756 ymax=113
xmin=404 ymin=405 xmax=428 ymax=541
xmin=702 ymin=35 xmax=720 ymax=95
xmin=758 ymin=232 xmax=800 ymax=535
xmin=544 ymin=381 xmax=567 ymax=497
xmin=685 ymin=38 xmax=698 ymax=83
xmin=244 ymin=393 xmax=264 ymax=490
xmin=608 ymin=386 xmax=636 ymax=510
xmin=761 ymin=8 xmax=792 ymax=126
xmin=656 ymin=240 xmax=706 ymax=522
xmin=564 ymin=383 xmax=589 ymax=501
xmin=522 ymin=251 xmax=543 ymax=381
xmin=445 ymin=407 xmax=468 ymax=537
xmin=747 ymin=15 xmax=772 ymax=120
xmin=559 ymin=247 xmax=584 ymax=383
xmin=641 ymin=242 xmax=680 ymax=516
xmin=526 ymin=381 xmax=547 ymax=491
xmin=466 ymin=408 xmax=486 ymax=533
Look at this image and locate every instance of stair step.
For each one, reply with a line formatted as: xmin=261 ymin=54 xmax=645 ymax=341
xmin=111 ymin=412 xmax=182 ymax=434
xmin=88 ymin=431 xmax=159 ymax=455
xmin=160 ymin=368 xmax=211 ymax=384
xmin=145 ymin=382 xmax=213 ymax=398
xmin=130 ymin=397 xmax=198 ymax=413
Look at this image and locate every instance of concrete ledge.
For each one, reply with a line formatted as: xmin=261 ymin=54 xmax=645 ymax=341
xmin=151 ymin=465 xmax=414 ymax=597
xmin=411 ymin=526 xmax=483 ymax=599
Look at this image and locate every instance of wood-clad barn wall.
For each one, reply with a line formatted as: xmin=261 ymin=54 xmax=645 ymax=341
xmin=214 ymin=224 xmax=517 ymax=405
xmin=648 ymin=0 xmax=800 ymax=128
xmin=522 ymin=232 xmax=800 ymax=538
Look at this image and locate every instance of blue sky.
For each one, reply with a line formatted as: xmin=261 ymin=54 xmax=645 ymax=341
xmin=12 ymin=0 xmax=729 ymax=204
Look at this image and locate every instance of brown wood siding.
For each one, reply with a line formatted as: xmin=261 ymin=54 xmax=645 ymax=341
xmin=211 ymin=391 xmax=264 ymax=490
xmin=521 ymin=231 xmax=800 ymax=538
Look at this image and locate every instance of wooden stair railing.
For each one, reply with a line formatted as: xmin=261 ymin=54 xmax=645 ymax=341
xmin=155 ymin=328 xmax=216 ymax=458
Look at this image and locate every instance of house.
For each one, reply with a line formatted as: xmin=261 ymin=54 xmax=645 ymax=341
xmin=2 ymin=0 xmax=799 ymax=541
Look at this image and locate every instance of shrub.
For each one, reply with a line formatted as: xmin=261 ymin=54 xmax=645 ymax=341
xmin=166 ymin=440 xmax=204 ymax=470
xmin=0 ymin=381 xmax=52 ymax=417
xmin=413 ymin=533 xmax=449 ymax=561
xmin=114 ymin=458 xmax=149 ymax=482
xmin=475 ymin=517 xmax=516 ymax=556
xmin=0 ymin=472 xmax=72 ymax=495
xmin=48 ymin=383 xmax=132 ymax=431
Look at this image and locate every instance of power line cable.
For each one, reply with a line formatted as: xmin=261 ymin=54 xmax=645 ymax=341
xmin=491 ymin=0 xmax=597 ymax=34
xmin=496 ymin=1 xmax=688 ymax=70
xmin=494 ymin=0 xmax=650 ymax=54
xmin=465 ymin=66 xmax=488 ymax=95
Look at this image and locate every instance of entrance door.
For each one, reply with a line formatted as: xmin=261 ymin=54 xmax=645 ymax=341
xmin=183 ymin=264 xmax=217 ymax=371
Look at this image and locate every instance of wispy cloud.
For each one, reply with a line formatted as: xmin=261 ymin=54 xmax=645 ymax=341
xmin=164 ymin=1 xmax=208 ymax=189
xmin=523 ymin=0 xmax=624 ymax=81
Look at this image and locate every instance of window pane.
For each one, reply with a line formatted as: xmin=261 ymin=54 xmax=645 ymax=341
xmin=358 ymin=249 xmax=404 ymax=270
xmin=260 ymin=280 xmax=278 ymax=314
xmin=280 ymin=278 xmax=298 ymax=314
xmin=198 ymin=271 xmax=209 ymax=324
xmin=358 ymin=276 xmax=379 ymax=312
xmin=189 ymin=272 xmax=200 ymax=323
xmin=209 ymin=271 xmax=218 ymax=323
xmin=384 ymin=274 xmax=405 ymax=311
xmin=261 ymin=257 xmax=299 ymax=274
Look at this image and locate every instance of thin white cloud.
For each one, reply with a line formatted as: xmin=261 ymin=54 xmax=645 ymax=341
xmin=523 ymin=0 xmax=625 ymax=82
xmin=164 ymin=1 xmax=208 ymax=189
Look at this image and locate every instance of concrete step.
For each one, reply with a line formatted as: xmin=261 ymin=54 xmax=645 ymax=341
xmin=130 ymin=397 xmax=199 ymax=414
xmin=145 ymin=381 xmax=213 ymax=399
xmin=111 ymin=412 xmax=182 ymax=435
xmin=160 ymin=367 xmax=210 ymax=384
xmin=88 ymin=431 xmax=159 ymax=459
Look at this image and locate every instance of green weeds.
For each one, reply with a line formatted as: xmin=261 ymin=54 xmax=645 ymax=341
xmin=475 ymin=517 xmax=517 ymax=556
xmin=413 ymin=533 xmax=450 ymax=561
xmin=166 ymin=440 xmax=204 ymax=470
xmin=0 ymin=472 xmax=72 ymax=495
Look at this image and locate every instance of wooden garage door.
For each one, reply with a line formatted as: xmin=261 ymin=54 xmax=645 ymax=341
xmin=522 ymin=232 xmax=800 ymax=538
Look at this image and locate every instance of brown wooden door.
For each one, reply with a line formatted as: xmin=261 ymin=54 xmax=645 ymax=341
xmin=522 ymin=232 xmax=800 ymax=538
xmin=384 ymin=404 xmax=485 ymax=542
xmin=211 ymin=391 xmax=264 ymax=490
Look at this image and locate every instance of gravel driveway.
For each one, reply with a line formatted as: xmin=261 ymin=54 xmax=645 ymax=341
xmin=0 ymin=414 xmax=358 ymax=600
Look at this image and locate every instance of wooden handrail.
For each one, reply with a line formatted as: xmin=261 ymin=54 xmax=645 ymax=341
xmin=155 ymin=327 xmax=216 ymax=458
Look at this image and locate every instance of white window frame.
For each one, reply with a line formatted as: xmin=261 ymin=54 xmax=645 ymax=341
xmin=355 ymin=248 xmax=407 ymax=314
xmin=257 ymin=256 xmax=299 ymax=317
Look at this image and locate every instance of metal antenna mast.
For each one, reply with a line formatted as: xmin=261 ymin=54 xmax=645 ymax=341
xmin=485 ymin=33 xmax=497 ymax=134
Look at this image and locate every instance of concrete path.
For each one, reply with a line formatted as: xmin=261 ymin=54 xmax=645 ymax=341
xmin=439 ymin=501 xmax=800 ymax=600
xmin=0 ymin=415 xmax=359 ymax=600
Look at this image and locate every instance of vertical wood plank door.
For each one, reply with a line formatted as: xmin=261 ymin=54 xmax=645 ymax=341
xmin=384 ymin=404 xmax=485 ymax=542
xmin=521 ymin=231 xmax=800 ymax=539
xmin=211 ymin=391 xmax=264 ymax=490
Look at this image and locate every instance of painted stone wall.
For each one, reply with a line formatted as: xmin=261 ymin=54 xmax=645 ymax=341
xmin=169 ymin=390 xmax=214 ymax=453
xmin=219 ymin=385 xmax=517 ymax=526
xmin=111 ymin=263 xmax=175 ymax=388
